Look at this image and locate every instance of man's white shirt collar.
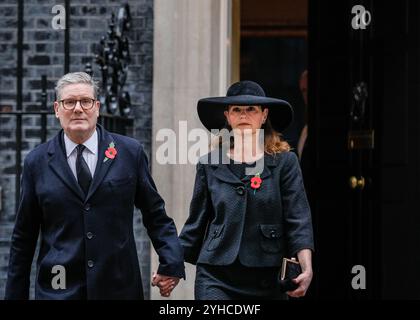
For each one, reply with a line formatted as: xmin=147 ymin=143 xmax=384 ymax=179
xmin=64 ymin=130 xmax=98 ymax=158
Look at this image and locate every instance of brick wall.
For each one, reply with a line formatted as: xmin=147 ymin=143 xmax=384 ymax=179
xmin=0 ymin=0 xmax=153 ymax=299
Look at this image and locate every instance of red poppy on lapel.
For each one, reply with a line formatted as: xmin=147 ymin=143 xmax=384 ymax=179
xmin=250 ymin=173 xmax=262 ymax=191
xmin=104 ymin=142 xmax=117 ymax=162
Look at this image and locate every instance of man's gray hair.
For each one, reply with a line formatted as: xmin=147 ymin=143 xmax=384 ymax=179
xmin=55 ymin=72 xmax=99 ymax=100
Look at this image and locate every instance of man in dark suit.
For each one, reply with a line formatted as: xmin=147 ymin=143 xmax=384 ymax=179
xmin=5 ymin=72 xmax=184 ymax=299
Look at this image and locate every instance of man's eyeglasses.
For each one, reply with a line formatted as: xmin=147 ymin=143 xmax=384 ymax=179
xmin=59 ymin=98 xmax=96 ymax=110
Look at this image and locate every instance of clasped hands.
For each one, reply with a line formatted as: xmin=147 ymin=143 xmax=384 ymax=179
xmin=151 ymin=272 xmax=180 ymax=297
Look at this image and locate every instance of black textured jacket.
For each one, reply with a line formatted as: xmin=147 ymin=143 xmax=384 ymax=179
xmin=179 ymin=149 xmax=314 ymax=267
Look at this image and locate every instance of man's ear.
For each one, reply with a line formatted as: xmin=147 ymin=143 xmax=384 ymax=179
xmin=53 ymin=101 xmax=59 ymax=118
xmin=95 ymin=100 xmax=100 ymax=117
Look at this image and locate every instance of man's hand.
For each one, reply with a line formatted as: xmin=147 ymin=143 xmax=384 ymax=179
xmin=151 ymin=272 xmax=180 ymax=297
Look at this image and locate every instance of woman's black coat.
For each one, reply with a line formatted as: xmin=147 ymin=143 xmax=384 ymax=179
xmin=179 ymin=150 xmax=314 ymax=267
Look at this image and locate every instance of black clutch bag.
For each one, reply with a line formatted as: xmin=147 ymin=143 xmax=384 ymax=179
xmin=278 ymin=257 xmax=302 ymax=292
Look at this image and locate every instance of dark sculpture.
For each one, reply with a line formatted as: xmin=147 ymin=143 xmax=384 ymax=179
xmin=86 ymin=4 xmax=132 ymax=117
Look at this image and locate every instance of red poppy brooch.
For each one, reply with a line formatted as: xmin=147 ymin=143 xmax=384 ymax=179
xmin=104 ymin=142 xmax=117 ymax=162
xmin=250 ymin=173 xmax=262 ymax=194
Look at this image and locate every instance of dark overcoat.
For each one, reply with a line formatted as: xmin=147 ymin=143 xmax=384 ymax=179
xmin=5 ymin=125 xmax=185 ymax=300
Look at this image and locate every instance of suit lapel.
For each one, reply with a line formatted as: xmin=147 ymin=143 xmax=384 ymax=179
xmin=85 ymin=125 xmax=116 ymax=202
xmin=210 ymin=149 xmax=243 ymax=185
xmin=212 ymin=164 xmax=243 ymax=185
xmin=48 ymin=131 xmax=85 ymax=201
xmin=241 ymin=154 xmax=276 ymax=182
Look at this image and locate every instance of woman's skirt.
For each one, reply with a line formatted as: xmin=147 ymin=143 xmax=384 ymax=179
xmin=195 ymin=258 xmax=287 ymax=300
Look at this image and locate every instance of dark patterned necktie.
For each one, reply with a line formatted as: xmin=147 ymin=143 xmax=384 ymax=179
xmin=76 ymin=144 xmax=92 ymax=196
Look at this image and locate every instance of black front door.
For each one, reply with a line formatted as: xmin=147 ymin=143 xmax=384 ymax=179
xmin=308 ymin=0 xmax=420 ymax=299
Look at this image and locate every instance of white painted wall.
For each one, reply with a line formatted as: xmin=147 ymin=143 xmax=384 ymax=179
xmin=151 ymin=0 xmax=233 ymax=300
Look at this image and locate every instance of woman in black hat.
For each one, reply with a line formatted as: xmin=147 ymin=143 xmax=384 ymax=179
xmin=179 ymin=81 xmax=314 ymax=300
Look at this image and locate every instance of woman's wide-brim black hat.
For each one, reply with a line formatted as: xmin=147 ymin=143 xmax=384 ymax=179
xmin=197 ymin=80 xmax=293 ymax=132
